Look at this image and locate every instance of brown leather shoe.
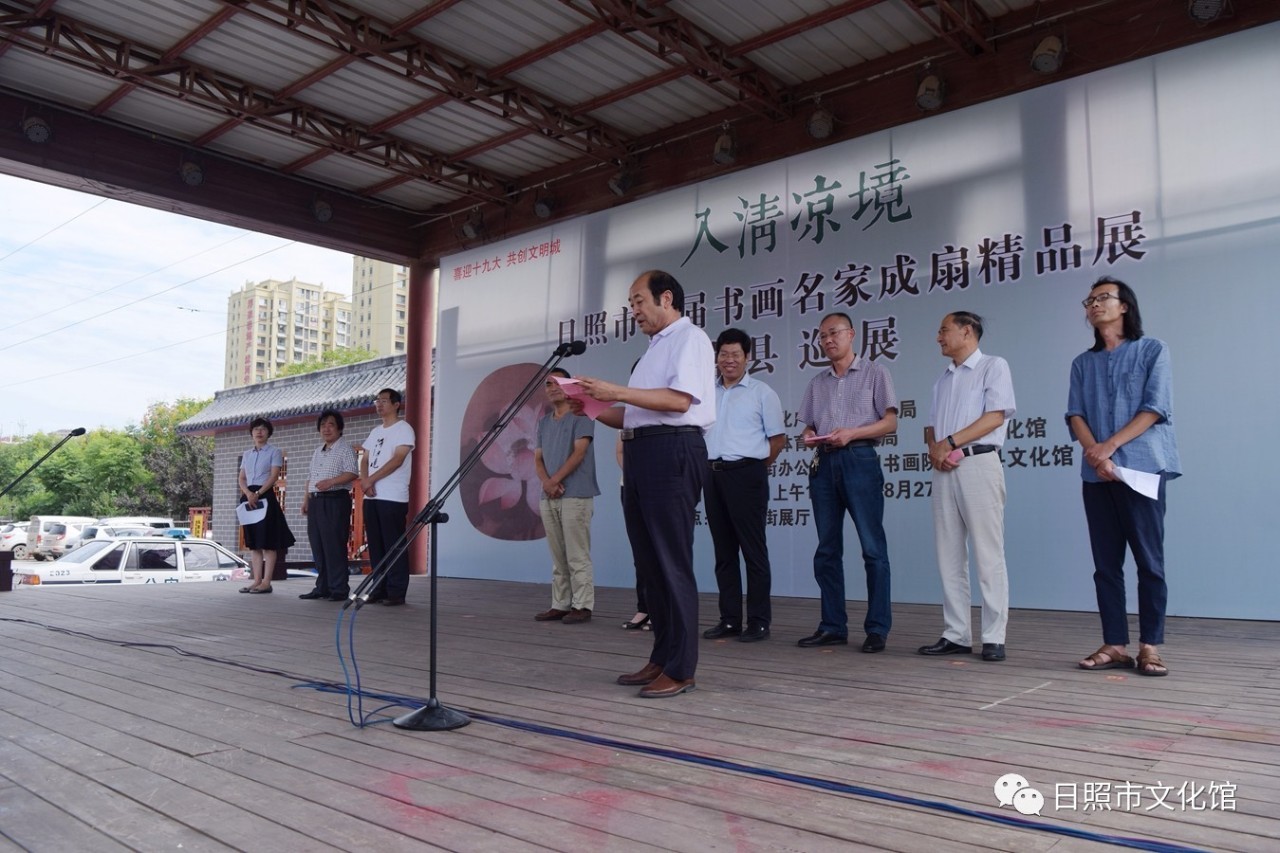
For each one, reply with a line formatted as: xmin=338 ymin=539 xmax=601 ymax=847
xmin=534 ymin=608 xmax=570 ymax=621
xmin=615 ymin=662 xmax=662 ymax=686
xmin=638 ymin=673 xmax=696 ymax=698
xmin=562 ymin=608 xmax=592 ymax=624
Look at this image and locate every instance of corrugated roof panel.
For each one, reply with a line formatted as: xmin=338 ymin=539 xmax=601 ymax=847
xmin=369 ymin=181 xmax=460 ymax=211
xmin=97 ymin=88 xmax=233 ymax=142
xmin=513 ymin=31 xmax=672 ymax=107
xmin=396 ymin=104 xmax=516 ymax=160
xmin=294 ymin=156 xmax=404 ymax=194
xmin=416 ymin=0 xmax=588 ymax=69
xmin=0 ymin=51 xmax=121 ymax=111
xmin=297 ymin=63 xmax=433 ymax=128
xmin=56 ymin=0 xmax=222 ymax=49
xmin=465 ymin=133 xmax=581 ymax=176
xmin=181 ymin=16 xmax=346 ymax=92
xmin=204 ymin=123 xmax=322 ymax=169
xmin=589 ymin=78 xmax=739 ymax=136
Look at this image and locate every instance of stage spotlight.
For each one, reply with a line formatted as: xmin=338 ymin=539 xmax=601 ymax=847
xmin=461 ymin=210 xmax=486 ymax=239
xmin=1187 ymin=0 xmax=1227 ymax=23
xmin=22 ymin=116 xmax=51 ymax=143
xmin=310 ymin=199 xmax=333 ymax=223
xmin=608 ymin=168 xmax=634 ymax=196
xmin=1030 ymin=35 xmax=1065 ymax=74
xmin=179 ymin=159 xmax=204 ymax=187
xmin=712 ymin=128 xmax=736 ymax=165
xmin=806 ymin=108 xmax=835 ymax=140
xmin=916 ymin=74 xmax=944 ymax=111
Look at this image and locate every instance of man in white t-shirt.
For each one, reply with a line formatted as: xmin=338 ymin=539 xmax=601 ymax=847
xmin=359 ymin=388 xmax=416 ymax=605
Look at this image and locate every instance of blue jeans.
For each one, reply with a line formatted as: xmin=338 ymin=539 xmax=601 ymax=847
xmin=809 ymin=445 xmax=892 ymax=638
xmin=1082 ymin=479 xmax=1167 ymax=645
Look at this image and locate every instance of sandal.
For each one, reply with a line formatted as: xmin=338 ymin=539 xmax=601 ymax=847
xmin=1078 ymin=645 xmax=1135 ymax=670
xmin=1136 ymin=646 xmax=1169 ymax=677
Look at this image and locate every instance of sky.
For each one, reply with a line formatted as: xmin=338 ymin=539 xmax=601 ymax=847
xmin=0 ymin=174 xmax=355 ymax=437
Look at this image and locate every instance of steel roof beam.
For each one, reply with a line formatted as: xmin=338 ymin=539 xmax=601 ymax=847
xmin=564 ymin=0 xmax=793 ymax=121
xmin=229 ymin=0 xmax=629 ymax=162
xmin=0 ymin=5 xmax=512 ymax=203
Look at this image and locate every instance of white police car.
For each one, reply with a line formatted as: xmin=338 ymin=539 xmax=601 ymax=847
xmin=13 ymin=537 xmax=249 ymax=586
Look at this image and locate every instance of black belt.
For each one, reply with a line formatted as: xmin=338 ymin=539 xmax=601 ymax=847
xmin=620 ymin=425 xmax=703 ymax=441
xmin=961 ymin=444 xmax=998 ymax=457
xmin=709 ymin=457 xmax=761 ymax=471
xmin=309 ymin=490 xmax=351 ymax=498
xmin=817 ymin=440 xmax=876 ymax=454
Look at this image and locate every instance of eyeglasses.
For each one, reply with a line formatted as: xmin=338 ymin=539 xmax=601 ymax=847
xmin=1082 ymin=293 xmax=1120 ymax=308
xmin=817 ymin=327 xmax=852 ymax=342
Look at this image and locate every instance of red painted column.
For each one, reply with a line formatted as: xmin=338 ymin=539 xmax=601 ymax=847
xmin=405 ymin=261 xmax=435 ymax=574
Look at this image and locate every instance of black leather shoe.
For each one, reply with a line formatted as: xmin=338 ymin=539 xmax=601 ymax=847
xmin=328 ymin=593 xmax=349 ymax=601
xmin=737 ymin=624 xmax=770 ymax=643
xmin=798 ymin=630 xmax=847 ymax=647
xmin=298 ymin=590 xmax=327 ymax=600
xmin=702 ymin=621 xmax=741 ymax=639
xmin=861 ymin=633 xmax=887 ymax=653
xmin=918 ymin=637 xmax=972 ymax=656
xmin=982 ymin=643 xmax=1006 ymax=661
xmin=381 ymin=598 xmax=406 ymax=606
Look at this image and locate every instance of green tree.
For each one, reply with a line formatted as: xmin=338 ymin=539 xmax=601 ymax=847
xmin=38 ymin=430 xmax=153 ymax=516
xmin=129 ymin=398 xmax=214 ymax=519
xmin=277 ymin=347 xmax=375 ymax=378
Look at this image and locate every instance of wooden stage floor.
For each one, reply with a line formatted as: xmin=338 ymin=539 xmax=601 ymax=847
xmin=1 ymin=577 xmax=1276 ymax=852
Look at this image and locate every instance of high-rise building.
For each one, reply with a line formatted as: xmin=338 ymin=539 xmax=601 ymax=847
xmin=224 ymin=277 xmax=352 ymax=388
xmin=350 ymin=257 xmax=410 ymax=357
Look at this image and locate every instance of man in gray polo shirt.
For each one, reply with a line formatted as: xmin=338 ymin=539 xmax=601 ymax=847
xmin=533 ymin=367 xmax=600 ymax=624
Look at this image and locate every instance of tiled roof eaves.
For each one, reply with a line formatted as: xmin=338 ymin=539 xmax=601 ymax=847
xmin=180 ymin=355 xmax=409 ymax=434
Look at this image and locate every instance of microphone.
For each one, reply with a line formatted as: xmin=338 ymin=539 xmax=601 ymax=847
xmin=70 ymin=427 xmax=87 ymax=436
xmin=554 ymin=340 xmax=587 ymax=357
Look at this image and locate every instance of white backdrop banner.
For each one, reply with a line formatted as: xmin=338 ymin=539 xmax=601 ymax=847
xmin=433 ymin=24 xmax=1279 ymax=620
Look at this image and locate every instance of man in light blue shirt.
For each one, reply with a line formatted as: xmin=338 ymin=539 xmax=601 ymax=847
xmin=1067 ymin=277 xmax=1180 ymax=677
xmin=702 ymin=328 xmax=785 ymax=643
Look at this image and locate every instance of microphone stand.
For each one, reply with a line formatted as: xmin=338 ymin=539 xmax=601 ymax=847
xmin=0 ymin=427 xmax=86 ymax=499
xmin=347 ymin=343 xmax=583 ymax=732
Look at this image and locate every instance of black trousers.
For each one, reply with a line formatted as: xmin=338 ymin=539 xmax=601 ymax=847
xmin=622 ymin=431 xmax=706 ymax=681
xmin=306 ymin=491 xmax=352 ymax=596
xmin=704 ymin=459 xmax=772 ymax=627
xmin=364 ymin=499 xmax=410 ymax=601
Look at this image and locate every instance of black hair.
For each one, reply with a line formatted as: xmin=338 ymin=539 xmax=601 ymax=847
xmin=949 ymin=310 xmax=984 ymax=341
xmin=1088 ymin=276 xmax=1144 ymax=352
xmin=248 ymin=417 xmax=274 ymax=437
xmin=819 ymin=311 xmax=854 ymax=329
xmin=641 ymin=269 xmax=685 ymax=312
xmin=715 ymin=327 xmax=753 ymax=357
xmin=316 ymin=409 xmax=344 ymax=433
xmin=548 ymin=367 xmax=571 ymax=380
xmin=377 ymin=388 xmax=403 ymax=405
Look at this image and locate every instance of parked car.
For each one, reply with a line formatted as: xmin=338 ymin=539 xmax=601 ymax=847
xmin=159 ymin=527 xmax=192 ymax=539
xmin=98 ymin=516 xmax=174 ymax=530
xmin=26 ymin=515 xmax=96 ymax=560
xmin=12 ymin=537 xmax=250 ymax=586
xmin=71 ymin=525 xmax=159 ymax=550
xmin=1 ymin=522 xmax=30 ymax=559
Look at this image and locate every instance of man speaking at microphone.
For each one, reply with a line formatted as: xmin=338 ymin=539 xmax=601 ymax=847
xmin=573 ymin=270 xmax=715 ymax=698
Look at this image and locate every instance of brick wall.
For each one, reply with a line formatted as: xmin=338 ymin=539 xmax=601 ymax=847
xmin=211 ymin=412 xmax=384 ymax=563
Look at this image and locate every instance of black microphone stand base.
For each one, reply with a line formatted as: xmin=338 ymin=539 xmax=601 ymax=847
xmin=393 ymin=697 xmax=470 ymax=731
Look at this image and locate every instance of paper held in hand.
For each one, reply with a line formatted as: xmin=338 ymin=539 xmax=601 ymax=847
xmin=236 ymin=502 xmax=268 ymax=525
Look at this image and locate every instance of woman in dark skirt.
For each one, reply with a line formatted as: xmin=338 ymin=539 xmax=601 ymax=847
xmin=238 ymin=416 xmax=296 ymax=593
